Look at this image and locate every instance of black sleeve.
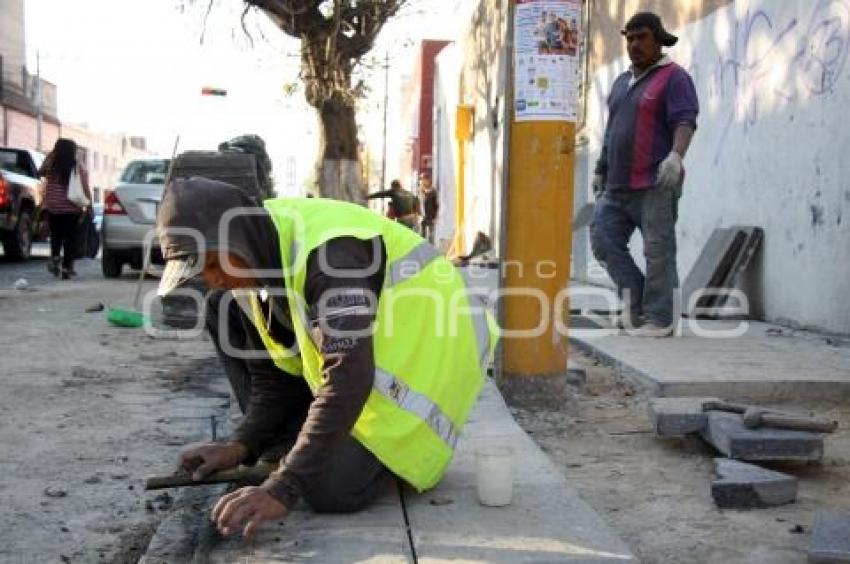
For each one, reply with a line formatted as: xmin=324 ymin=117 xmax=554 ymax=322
xmin=204 ymin=290 xmax=311 ymax=464
xmin=367 ymin=189 xmax=393 ymax=200
xmin=230 ymin=309 xmax=312 ymax=464
xmin=264 ymin=237 xmax=385 ymax=506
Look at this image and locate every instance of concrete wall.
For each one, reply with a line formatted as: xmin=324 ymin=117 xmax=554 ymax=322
xmin=433 ymin=44 xmax=462 ymax=250
xmin=581 ymin=0 xmax=850 ymax=334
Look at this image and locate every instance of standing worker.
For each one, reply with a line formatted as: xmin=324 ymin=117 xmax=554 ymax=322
xmin=367 ymin=179 xmax=420 ymax=231
xmin=418 ymin=173 xmax=439 ymax=244
xmin=156 ymin=178 xmax=497 ymax=537
xmin=590 ymin=12 xmax=699 ymax=337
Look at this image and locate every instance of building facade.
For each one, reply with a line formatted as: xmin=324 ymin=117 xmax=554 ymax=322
xmin=0 ymin=0 xmax=60 ymax=152
xmin=398 ymin=40 xmax=451 ymax=188
xmin=60 ymin=124 xmax=151 ymax=203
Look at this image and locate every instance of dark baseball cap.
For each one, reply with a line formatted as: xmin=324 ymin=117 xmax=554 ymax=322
xmin=156 ymin=177 xmax=252 ymax=297
xmin=621 ymin=12 xmax=678 ymax=47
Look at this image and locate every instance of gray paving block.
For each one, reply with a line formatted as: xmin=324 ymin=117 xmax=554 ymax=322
xmin=700 ymin=411 xmax=823 ymax=461
xmin=648 ymin=397 xmax=718 ymax=436
xmin=809 ymin=511 xmax=850 ymax=563
xmin=711 ymin=458 xmax=797 ymax=509
xmin=682 ymin=228 xmax=746 ymax=316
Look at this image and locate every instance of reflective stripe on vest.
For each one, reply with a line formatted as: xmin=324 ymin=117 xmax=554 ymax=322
xmin=374 ymin=367 xmax=459 ymax=449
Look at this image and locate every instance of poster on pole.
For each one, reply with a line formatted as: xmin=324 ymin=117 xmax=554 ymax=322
xmin=514 ymin=0 xmax=582 ymax=122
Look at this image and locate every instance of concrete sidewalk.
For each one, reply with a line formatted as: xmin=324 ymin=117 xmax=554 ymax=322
xmin=142 ymin=380 xmax=635 ymax=563
xmin=569 ymin=283 xmax=850 ymax=401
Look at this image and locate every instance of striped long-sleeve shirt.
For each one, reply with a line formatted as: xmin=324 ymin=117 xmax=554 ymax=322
xmin=595 ymin=56 xmax=699 ymax=191
xmin=44 ymin=166 xmax=89 ymax=214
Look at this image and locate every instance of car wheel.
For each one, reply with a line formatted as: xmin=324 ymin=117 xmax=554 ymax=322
xmin=1 ymin=210 xmax=33 ymax=261
xmin=102 ymin=248 xmax=123 ymax=278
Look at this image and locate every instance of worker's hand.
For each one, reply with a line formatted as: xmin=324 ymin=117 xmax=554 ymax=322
xmin=211 ymin=485 xmax=288 ymax=538
xmin=656 ymin=151 xmax=683 ymax=190
xmin=178 ymin=441 xmax=248 ymax=481
xmin=592 ymin=173 xmax=605 ymax=198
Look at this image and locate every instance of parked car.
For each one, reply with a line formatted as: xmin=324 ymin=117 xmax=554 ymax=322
xmin=0 ymin=147 xmax=45 ymax=260
xmin=101 ymin=157 xmax=170 ymax=278
xmin=91 ymin=202 xmax=104 ymax=233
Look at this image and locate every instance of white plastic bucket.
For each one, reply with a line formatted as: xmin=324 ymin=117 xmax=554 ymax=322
xmin=474 ymin=445 xmax=515 ymax=506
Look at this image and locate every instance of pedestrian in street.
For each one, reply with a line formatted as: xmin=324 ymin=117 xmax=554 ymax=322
xmin=156 ymin=178 xmax=497 ymax=537
xmin=39 ymin=138 xmax=93 ymax=279
xmin=367 ymin=179 xmax=420 ymax=231
xmin=590 ymin=12 xmax=699 ymax=337
xmin=418 ymin=173 xmax=439 ymax=244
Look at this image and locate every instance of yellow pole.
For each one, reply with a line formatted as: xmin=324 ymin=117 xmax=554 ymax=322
xmin=503 ymin=123 xmax=575 ymax=376
xmin=501 ymin=0 xmax=575 ymax=378
xmin=452 ymin=104 xmax=474 ymax=257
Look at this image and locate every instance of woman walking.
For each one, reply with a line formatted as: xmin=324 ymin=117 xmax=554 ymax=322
xmin=39 ymin=138 xmax=92 ymax=279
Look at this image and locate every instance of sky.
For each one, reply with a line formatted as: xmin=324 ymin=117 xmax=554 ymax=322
xmin=24 ymin=0 xmax=463 ymax=195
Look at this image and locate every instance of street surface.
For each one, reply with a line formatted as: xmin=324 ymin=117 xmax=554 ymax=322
xmin=0 ymin=248 xmax=228 ymax=563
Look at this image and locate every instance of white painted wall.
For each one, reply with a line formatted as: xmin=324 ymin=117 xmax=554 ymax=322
xmin=433 ymin=44 xmax=462 ymax=251
xmin=583 ymin=0 xmax=850 ymax=334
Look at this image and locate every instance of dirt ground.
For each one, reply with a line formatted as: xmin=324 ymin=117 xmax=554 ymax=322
xmin=0 ymin=258 xmax=229 ymax=563
xmin=509 ymin=350 xmax=850 ymax=564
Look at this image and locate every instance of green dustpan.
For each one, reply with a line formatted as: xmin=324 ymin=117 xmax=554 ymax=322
xmin=106 ymin=307 xmax=145 ymax=328
xmin=106 ymin=243 xmax=151 ymax=329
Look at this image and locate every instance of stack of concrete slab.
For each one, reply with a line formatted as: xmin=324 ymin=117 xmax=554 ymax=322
xmin=648 ymin=397 xmax=829 ymax=509
xmin=681 ymin=226 xmax=764 ymax=318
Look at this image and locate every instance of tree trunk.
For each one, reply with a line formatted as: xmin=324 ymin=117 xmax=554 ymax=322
xmin=314 ymin=93 xmax=364 ymax=202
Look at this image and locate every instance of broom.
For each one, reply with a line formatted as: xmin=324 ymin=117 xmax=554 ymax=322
xmin=105 ymin=242 xmax=150 ymax=328
xmin=106 ymin=135 xmax=180 ymax=328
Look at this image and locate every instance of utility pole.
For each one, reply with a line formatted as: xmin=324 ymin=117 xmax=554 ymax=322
xmin=35 ymin=51 xmax=42 ymax=151
xmin=501 ymin=0 xmax=577 ymax=387
xmin=380 ymin=51 xmax=389 ymax=191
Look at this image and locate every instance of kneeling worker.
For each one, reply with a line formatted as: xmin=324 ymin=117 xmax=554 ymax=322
xmin=156 ymin=178 xmax=497 ymax=537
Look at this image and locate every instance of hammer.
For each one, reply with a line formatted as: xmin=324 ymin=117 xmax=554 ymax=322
xmin=143 ymin=462 xmax=276 ymax=491
xmin=703 ymin=401 xmax=838 ymax=434
xmin=742 ymin=408 xmax=838 ymax=434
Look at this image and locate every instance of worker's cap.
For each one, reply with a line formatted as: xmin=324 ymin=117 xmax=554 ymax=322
xmin=155 ymin=177 xmax=258 ymax=297
xmin=621 ymin=12 xmax=678 ymax=47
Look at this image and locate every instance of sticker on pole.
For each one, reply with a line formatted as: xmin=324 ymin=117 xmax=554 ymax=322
xmin=514 ymin=0 xmax=582 ymax=122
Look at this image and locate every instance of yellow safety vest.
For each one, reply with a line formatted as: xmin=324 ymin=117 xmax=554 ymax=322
xmin=246 ymin=197 xmax=498 ymax=491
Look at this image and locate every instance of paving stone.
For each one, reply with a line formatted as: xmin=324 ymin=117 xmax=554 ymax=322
xmin=648 ymin=397 xmax=718 ymax=436
xmin=682 ymin=227 xmax=746 ymax=317
xmin=700 ymin=411 xmax=823 ymax=461
xmin=809 ymin=511 xmax=850 ymax=563
xmin=711 ymin=458 xmax=797 ymax=509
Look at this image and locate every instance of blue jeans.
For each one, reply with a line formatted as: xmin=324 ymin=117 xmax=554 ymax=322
xmin=590 ymin=184 xmax=681 ymax=326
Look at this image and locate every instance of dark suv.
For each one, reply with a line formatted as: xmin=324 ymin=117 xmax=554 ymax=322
xmin=0 ymin=147 xmax=45 ymax=260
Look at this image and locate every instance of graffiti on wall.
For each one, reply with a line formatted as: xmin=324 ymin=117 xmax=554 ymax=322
xmin=707 ymin=0 xmax=850 ymax=164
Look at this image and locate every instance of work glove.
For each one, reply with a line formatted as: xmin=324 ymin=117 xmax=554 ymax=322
xmin=656 ymin=151 xmax=683 ymax=190
xmin=592 ymin=173 xmax=605 ymax=198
